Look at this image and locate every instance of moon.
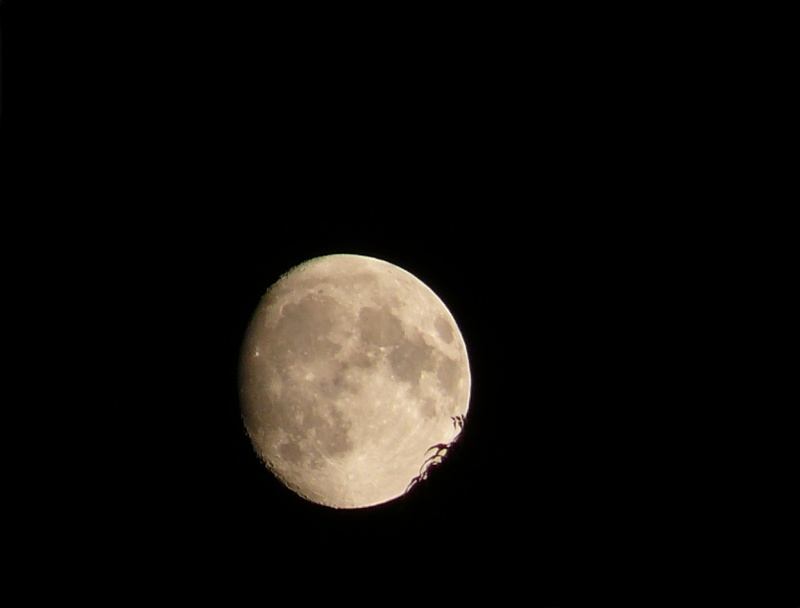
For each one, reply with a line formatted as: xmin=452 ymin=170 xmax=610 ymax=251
xmin=239 ymin=254 xmax=471 ymax=508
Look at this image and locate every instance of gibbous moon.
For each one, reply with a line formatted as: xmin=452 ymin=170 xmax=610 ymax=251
xmin=239 ymin=254 xmax=471 ymax=508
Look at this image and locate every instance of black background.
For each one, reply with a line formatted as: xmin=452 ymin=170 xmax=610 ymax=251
xmin=1 ymin=5 xmax=796 ymax=602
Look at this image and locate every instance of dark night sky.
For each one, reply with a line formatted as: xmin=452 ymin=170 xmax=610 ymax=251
xmin=1 ymin=5 xmax=795 ymax=602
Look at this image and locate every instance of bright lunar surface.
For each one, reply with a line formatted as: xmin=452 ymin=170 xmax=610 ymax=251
xmin=239 ymin=254 xmax=471 ymax=508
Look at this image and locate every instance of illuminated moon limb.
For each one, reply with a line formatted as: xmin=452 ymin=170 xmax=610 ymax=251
xmin=239 ymin=254 xmax=471 ymax=508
